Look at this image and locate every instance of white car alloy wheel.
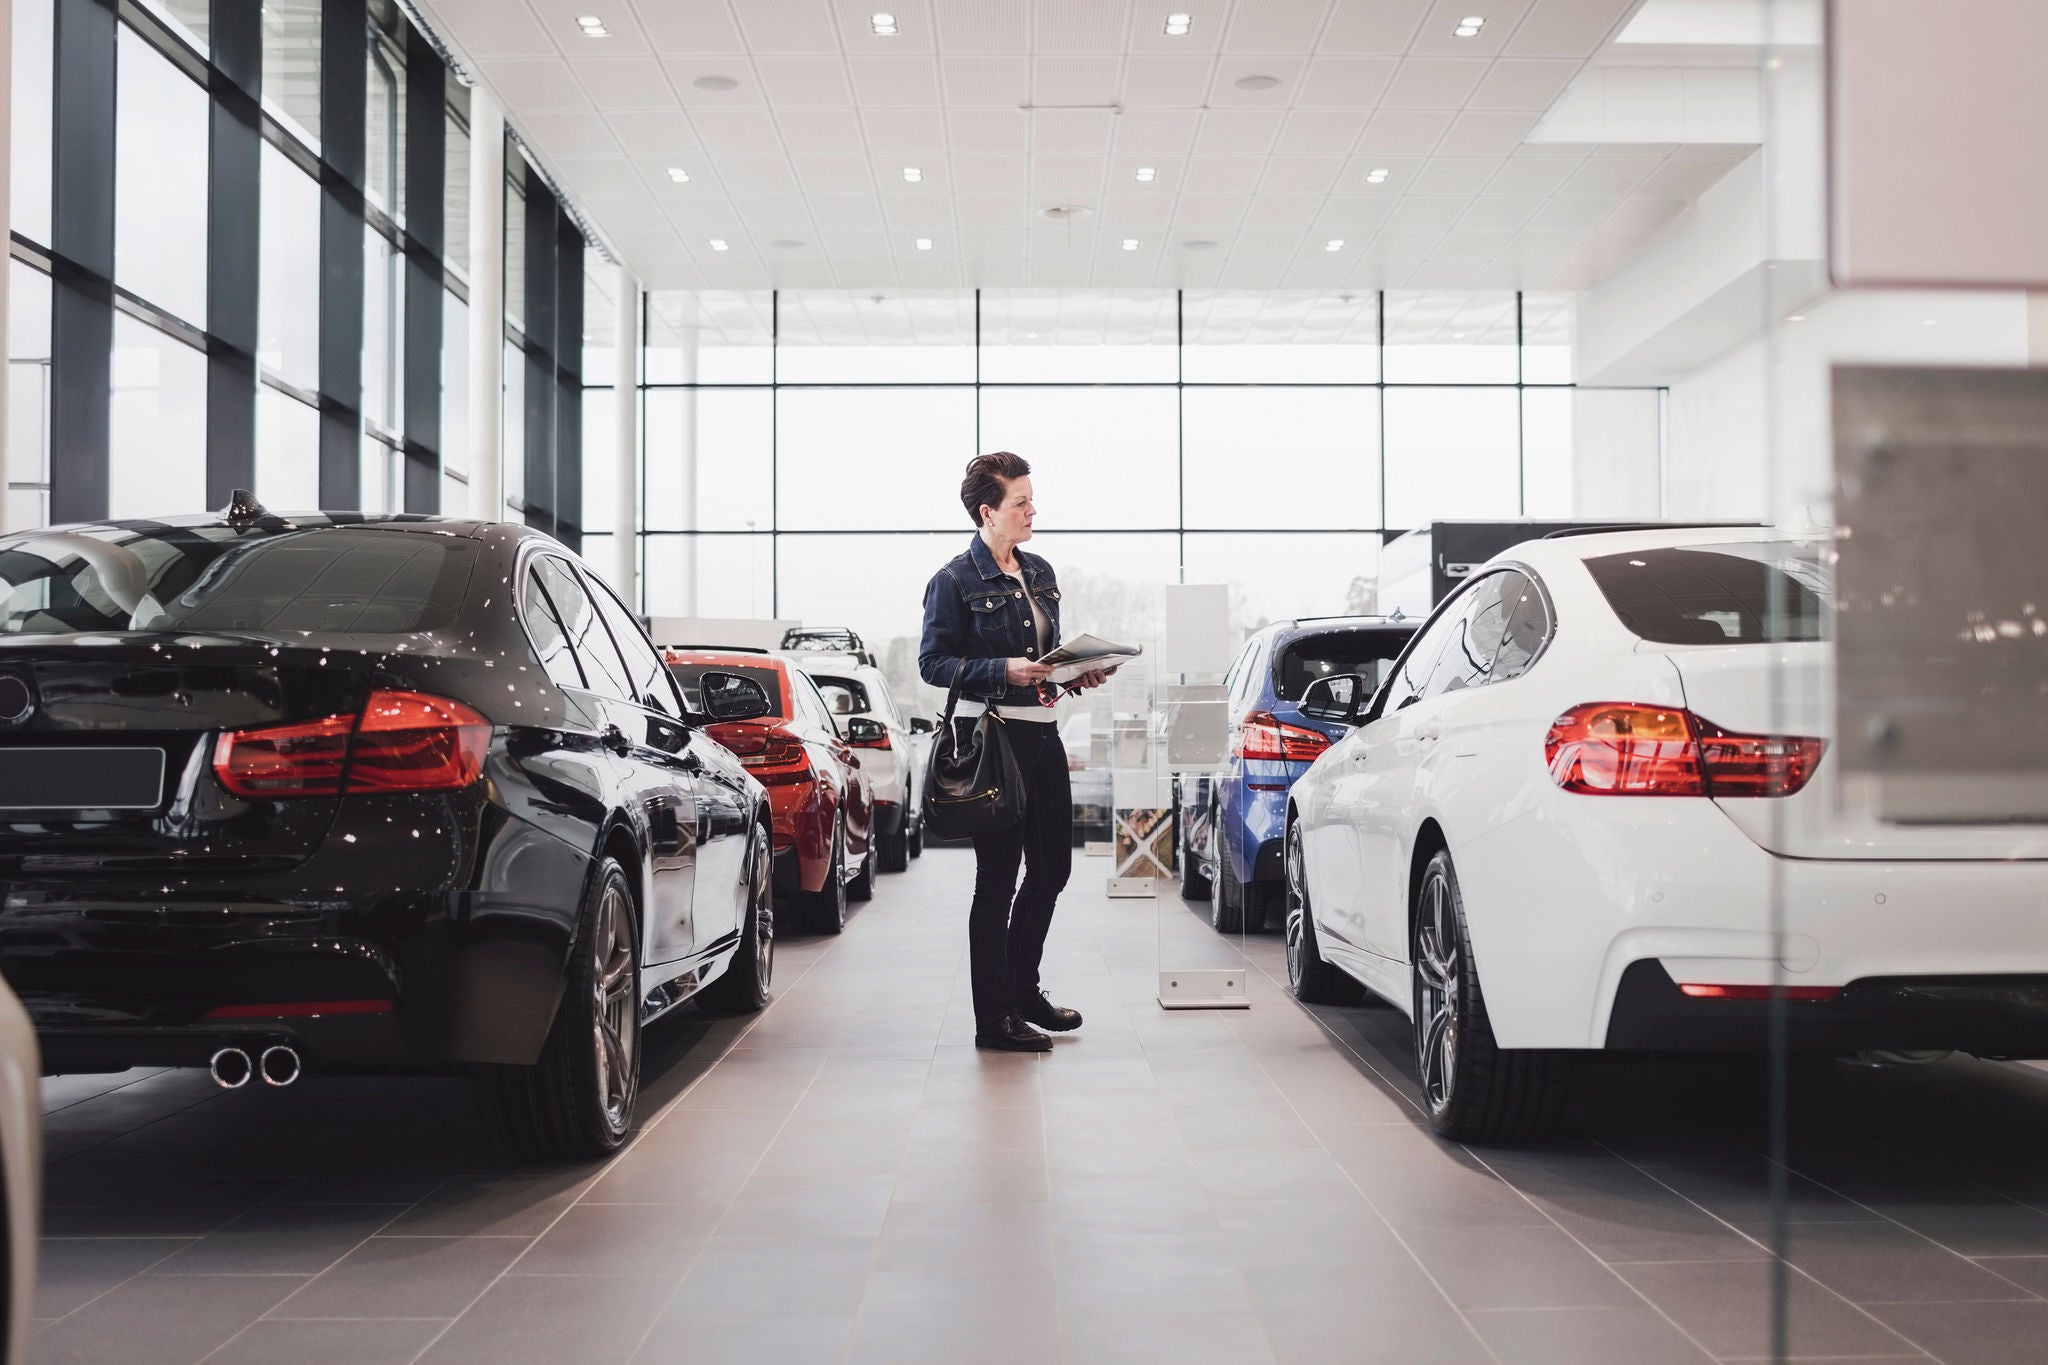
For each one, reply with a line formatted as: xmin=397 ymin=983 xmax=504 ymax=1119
xmin=1413 ymin=859 xmax=1462 ymax=1118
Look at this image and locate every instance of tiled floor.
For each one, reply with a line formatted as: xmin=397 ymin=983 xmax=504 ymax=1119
xmin=30 ymin=845 xmax=2048 ymax=1364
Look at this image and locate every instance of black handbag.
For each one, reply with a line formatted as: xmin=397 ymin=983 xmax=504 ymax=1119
xmin=920 ymin=663 xmax=1027 ymax=840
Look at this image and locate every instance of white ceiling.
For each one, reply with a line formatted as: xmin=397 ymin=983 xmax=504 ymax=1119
xmin=418 ymin=0 xmax=1757 ymax=293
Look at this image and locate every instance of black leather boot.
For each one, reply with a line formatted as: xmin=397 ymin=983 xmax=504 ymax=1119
xmin=1017 ymin=989 xmax=1082 ymax=1033
xmin=975 ymin=1011 xmax=1052 ymax=1052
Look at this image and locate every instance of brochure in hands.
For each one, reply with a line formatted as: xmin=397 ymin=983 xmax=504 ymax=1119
xmin=1040 ymin=633 xmax=1143 ymax=685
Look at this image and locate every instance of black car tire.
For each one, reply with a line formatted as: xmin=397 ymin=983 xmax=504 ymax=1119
xmin=474 ymin=854 xmax=641 ymax=1161
xmin=1413 ymin=848 xmax=1573 ymax=1143
xmin=848 ymin=836 xmax=875 ymax=902
xmin=698 ymin=822 xmax=774 ymax=1015
xmin=806 ymin=820 xmax=848 ymax=934
xmin=1178 ymin=804 xmax=1213 ymax=902
xmin=1213 ymin=834 xmax=1245 ymax=934
xmin=907 ymin=819 xmax=923 ymax=858
xmin=877 ymin=793 xmax=910 ymax=873
xmin=1285 ymin=820 xmax=1363 ymax=1006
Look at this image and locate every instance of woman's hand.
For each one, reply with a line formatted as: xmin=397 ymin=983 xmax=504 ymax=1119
xmin=1005 ymin=657 xmax=1053 ymax=687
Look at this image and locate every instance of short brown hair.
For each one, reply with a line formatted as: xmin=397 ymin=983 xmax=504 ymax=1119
xmin=961 ymin=452 xmax=1031 ymax=528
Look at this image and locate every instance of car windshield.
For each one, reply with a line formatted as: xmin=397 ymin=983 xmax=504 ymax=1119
xmin=1585 ymin=541 xmax=1830 ymax=645
xmin=1273 ymin=628 xmax=1417 ymax=701
xmin=808 ymin=674 xmax=870 ymax=717
xmin=0 ymin=524 xmax=476 ymax=637
xmin=666 ymin=661 xmax=788 ymax=718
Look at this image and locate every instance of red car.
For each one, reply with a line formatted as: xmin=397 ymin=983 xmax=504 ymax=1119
xmin=664 ymin=649 xmax=877 ymax=934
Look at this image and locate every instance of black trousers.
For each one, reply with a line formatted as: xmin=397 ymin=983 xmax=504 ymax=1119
xmin=964 ymin=717 xmax=1073 ymax=1025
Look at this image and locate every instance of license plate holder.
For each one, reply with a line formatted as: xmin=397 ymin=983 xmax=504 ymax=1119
xmin=0 ymin=747 xmax=167 ymax=811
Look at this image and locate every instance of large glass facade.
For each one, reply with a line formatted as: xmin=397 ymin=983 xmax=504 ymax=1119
xmin=631 ymin=289 xmax=1659 ymax=713
xmin=4 ymin=0 xmax=581 ymax=536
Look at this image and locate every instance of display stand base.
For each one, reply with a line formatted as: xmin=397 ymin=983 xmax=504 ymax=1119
xmin=1107 ymin=876 xmax=1157 ymax=898
xmin=1158 ymin=969 xmax=1251 ymax=1010
xmin=1084 ymin=840 xmax=1113 ymax=858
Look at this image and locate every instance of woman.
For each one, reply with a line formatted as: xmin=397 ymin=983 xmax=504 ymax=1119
xmin=920 ymin=452 xmax=1109 ymax=1053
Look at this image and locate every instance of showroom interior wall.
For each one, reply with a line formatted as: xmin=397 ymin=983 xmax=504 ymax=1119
xmin=4 ymin=0 xmax=588 ymax=544
xmin=1573 ymin=48 xmax=2036 ymax=525
xmin=600 ymin=288 xmax=1665 ymax=711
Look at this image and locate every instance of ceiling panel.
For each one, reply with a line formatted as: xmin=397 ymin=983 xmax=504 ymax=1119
xmin=755 ymin=57 xmax=857 ymax=107
xmin=942 ymin=56 xmax=1031 ymax=107
xmin=416 ymin=0 xmax=1754 ymax=291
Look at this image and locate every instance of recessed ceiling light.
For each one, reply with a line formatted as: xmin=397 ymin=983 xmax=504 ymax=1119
xmin=1134 ymin=166 xmax=1157 ymax=182
xmin=708 ymin=238 xmax=729 ymax=251
xmin=693 ymin=75 xmax=739 ymax=91
xmin=665 ymin=167 xmax=690 ymax=183
xmin=1365 ymin=167 xmax=1390 ymax=184
xmin=1121 ymin=238 xmax=1140 ymax=251
xmin=1324 ymin=239 xmax=1344 ymax=252
xmin=1183 ymin=238 xmax=1217 ymax=251
xmin=1454 ymin=15 xmax=1485 ymax=37
xmin=1786 ymin=313 xmax=1806 ymax=323
xmin=915 ymin=237 xmax=932 ymax=251
xmin=579 ymin=21 xmax=609 ymax=37
xmin=902 ymin=166 xmax=923 ymax=182
xmin=576 ymin=15 xmax=604 ymax=28
xmin=870 ymin=11 xmax=897 ymax=35
xmin=1233 ymin=75 xmax=1280 ymax=91
xmin=1163 ymin=12 xmax=1192 ymax=36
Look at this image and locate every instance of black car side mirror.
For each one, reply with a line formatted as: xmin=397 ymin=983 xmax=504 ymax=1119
xmin=699 ymin=671 xmax=773 ymax=722
xmin=1299 ymin=673 xmax=1367 ymax=727
xmin=908 ymin=716 xmax=935 ymax=735
xmin=846 ymin=717 xmax=889 ymax=748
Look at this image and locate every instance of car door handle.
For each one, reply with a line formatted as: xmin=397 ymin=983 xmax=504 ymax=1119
xmin=601 ymin=724 xmax=632 ymax=756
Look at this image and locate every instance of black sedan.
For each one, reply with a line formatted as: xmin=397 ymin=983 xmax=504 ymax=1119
xmin=0 ymin=499 xmax=778 ymax=1159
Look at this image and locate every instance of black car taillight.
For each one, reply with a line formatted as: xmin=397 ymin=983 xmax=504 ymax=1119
xmin=213 ymin=689 xmax=491 ymax=798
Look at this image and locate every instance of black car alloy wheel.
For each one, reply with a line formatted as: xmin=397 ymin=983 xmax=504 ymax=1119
xmin=1284 ymin=822 xmax=1309 ymax=991
xmin=590 ymin=874 xmax=640 ymax=1136
xmin=1413 ymin=860 xmax=1461 ymax=1117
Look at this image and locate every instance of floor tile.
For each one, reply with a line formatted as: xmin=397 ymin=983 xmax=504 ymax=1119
xmin=1467 ymin=1306 xmax=1716 ymax=1364
xmin=269 ymin=1235 xmax=532 ymax=1320
xmin=151 ymin=1203 xmax=406 ymax=1276
xmin=716 ymin=1172 xmax=896 ymax=1238
xmin=204 ymin=1317 xmax=446 ymax=1365
xmin=1863 ymin=1299 xmax=2048 ymax=1365
xmin=29 ymin=1271 xmax=306 ymax=1365
xmin=384 ymin=1172 xmax=593 ymax=1237
xmin=847 ymin=1270 xmax=1059 ymax=1365
xmin=660 ymin=1236 xmax=877 ymax=1319
xmin=508 ymin=1201 xmax=723 ymax=1277
xmin=1403 ymin=1225 xmax=1639 ymax=1311
xmin=1615 ymin=1259 xmax=1926 ymax=1359
xmin=1782 ymin=1221 xmax=2039 ymax=1304
xmin=631 ymin=1315 xmax=854 ymax=1365
xmin=34 ymin=1237 xmax=190 ymax=1318
xmin=415 ymin=1273 xmax=676 ymax=1365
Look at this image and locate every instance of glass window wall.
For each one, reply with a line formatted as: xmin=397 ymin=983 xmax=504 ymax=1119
xmin=115 ymin=25 xmax=209 ymax=325
xmin=109 ymin=314 xmax=208 ymax=520
xmin=11 ymin=0 xmax=54 ymax=247
xmin=262 ymin=0 xmax=322 ymax=148
xmin=259 ymin=143 xmax=322 ymax=391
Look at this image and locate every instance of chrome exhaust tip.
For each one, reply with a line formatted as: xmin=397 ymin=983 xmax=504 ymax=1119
xmin=210 ymin=1047 xmax=253 ymax=1089
xmin=258 ymin=1045 xmax=302 ymax=1088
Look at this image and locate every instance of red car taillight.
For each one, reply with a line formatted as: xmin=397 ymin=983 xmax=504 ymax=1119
xmin=717 ymin=722 xmax=813 ymax=787
xmin=1235 ymin=711 xmax=1331 ymax=763
xmin=1544 ymin=703 xmax=1824 ymax=798
xmin=213 ymin=689 xmax=490 ymax=798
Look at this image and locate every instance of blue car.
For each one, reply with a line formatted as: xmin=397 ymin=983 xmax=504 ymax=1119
xmin=1176 ymin=615 xmax=1416 ymax=932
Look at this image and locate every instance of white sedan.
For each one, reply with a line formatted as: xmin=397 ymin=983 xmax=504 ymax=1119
xmin=1284 ymin=526 xmax=2048 ymax=1141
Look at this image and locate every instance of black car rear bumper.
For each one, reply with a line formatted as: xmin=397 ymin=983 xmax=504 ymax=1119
xmin=1604 ymin=959 xmax=2048 ymax=1055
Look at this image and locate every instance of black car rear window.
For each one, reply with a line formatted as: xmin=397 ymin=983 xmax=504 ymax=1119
xmin=1585 ymin=543 xmax=1829 ymax=645
xmin=0 ymin=525 xmax=476 ymax=636
xmin=1273 ymin=628 xmax=1416 ymax=701
xmin=666 ymin=662 xmax=788 ymax=718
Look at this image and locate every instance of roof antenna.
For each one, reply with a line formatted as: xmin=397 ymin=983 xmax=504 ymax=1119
xmin=221 ymin=488 xmax=269 ymax=528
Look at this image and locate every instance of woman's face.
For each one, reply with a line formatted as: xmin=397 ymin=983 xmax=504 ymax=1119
xmin=982 ymin=475 xmax=1035 ymax=543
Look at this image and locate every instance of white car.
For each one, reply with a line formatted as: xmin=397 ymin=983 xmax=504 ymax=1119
xmin=1284 ymin=526 xmax=2048 ymax=1142
xmin=780 ymin=630 xmax=927 ymax=872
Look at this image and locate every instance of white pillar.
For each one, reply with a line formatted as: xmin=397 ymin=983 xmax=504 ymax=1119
xmin=612 ymin=261 xmax=639 ymax=604
xmin=0 ymin=0 xmax=13 ymax=534
xmin=466 ymin=89 xmax=505 ymax=521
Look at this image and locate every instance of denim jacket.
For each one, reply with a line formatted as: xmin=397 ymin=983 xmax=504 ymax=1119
xmin=919 ymin=534 xmax=1063 ymax=708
